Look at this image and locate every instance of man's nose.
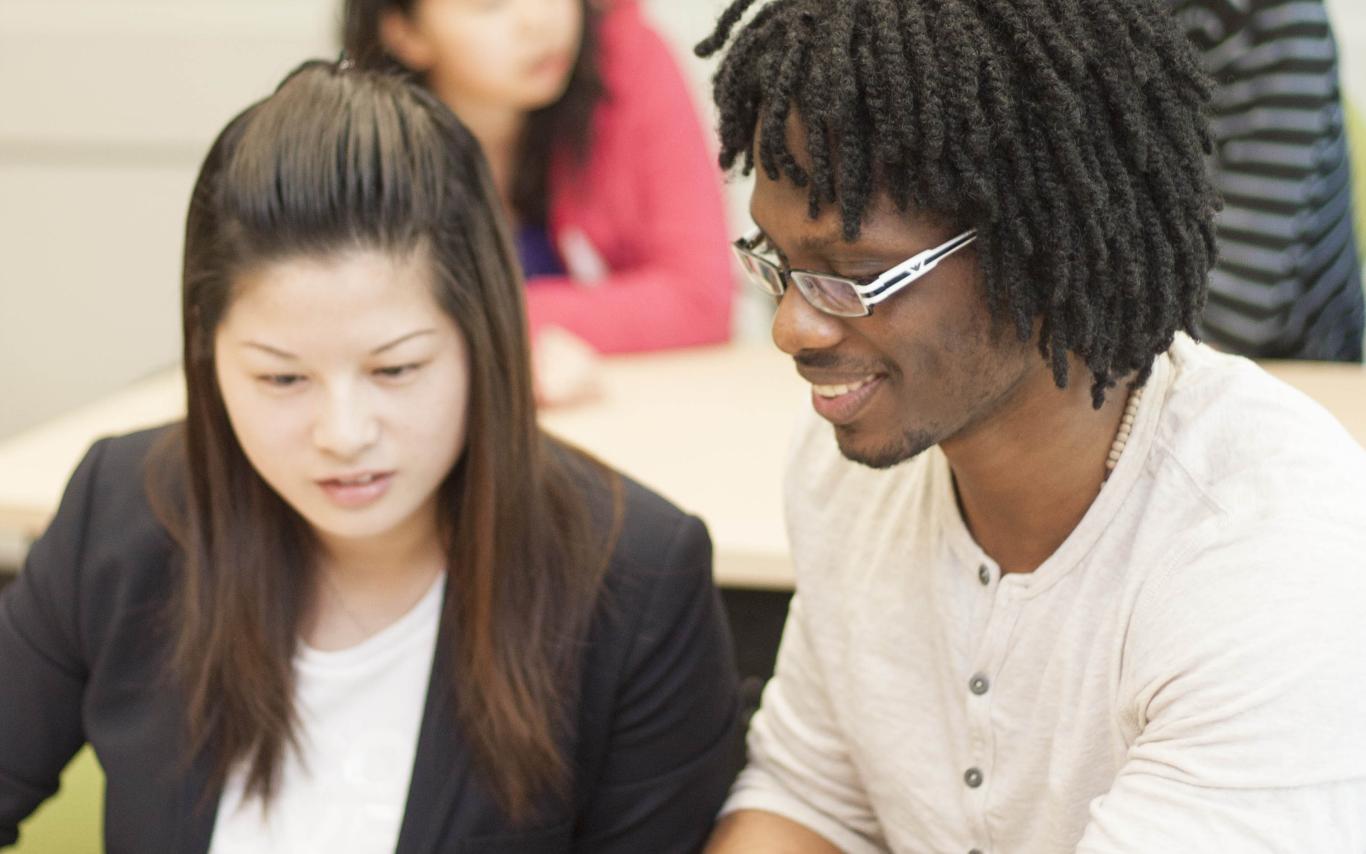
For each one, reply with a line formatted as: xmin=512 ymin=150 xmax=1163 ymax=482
xmin=772 ymin=284 xmax=845 ymax=357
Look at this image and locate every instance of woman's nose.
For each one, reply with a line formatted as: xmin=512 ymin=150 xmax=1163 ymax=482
xmin=311 ymin=384 xmax=379 ymax=460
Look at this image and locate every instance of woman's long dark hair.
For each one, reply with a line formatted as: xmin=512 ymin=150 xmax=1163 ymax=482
xmin=148 ymin=60 xmax=618 ymax=821
xmin=341 ymin=0 xmax=605 ymax=226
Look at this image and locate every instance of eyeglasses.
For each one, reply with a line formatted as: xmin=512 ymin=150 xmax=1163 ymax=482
xmin=732 ymin=226 xmax=978 ymax=318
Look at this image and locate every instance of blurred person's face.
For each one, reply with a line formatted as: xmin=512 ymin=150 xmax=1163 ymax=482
xmin=214 ymin=248 xmax=470 ymax=555
xmin=382 ymin=0 xmax=583 ymax=115
xmin=751 ymin=119 xmax=1040 ymax=470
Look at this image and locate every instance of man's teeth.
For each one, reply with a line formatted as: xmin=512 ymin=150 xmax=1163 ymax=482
xmin=813 ymin=376 xmax=877 ymax=399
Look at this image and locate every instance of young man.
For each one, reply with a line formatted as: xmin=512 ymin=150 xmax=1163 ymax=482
xmin=696 ymin=1 xmax=1366 ymax=851
xmin=1175 ymin=0 xmax=1364 ymax=361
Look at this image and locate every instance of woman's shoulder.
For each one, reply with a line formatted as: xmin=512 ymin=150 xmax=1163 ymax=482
xmin=76 ymin=424 xmax=181 ymax=532
xmin=612 ymin=473 xmax=711 ymax=582
xmin=553 ymin=440 xmax=710 ymax=574
xmin=85 ymin=423 xmax=176 ymax=479
xmin=548 ymin=439 xmax=715 ymax=630
xmin=9 ymin=425 xmax=181 ymax=668
xmin=40 ymin=424 xmax=181 ymax=580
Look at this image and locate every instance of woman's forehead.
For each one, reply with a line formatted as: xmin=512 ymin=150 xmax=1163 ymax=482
xmin=222 ymin=249 xmax=447 ymax=336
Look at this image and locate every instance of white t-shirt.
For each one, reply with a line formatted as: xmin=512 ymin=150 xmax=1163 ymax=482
xmin=209 ymin=575 xmax=444 ymax=854
xmin=724 ymin=338 xmax=1366 ymax=853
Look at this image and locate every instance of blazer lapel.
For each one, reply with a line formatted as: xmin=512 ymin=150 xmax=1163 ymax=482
xmin=394 ymin=614 xmax=477 ymax=854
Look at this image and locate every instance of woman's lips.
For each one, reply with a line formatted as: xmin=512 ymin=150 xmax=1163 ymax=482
xmin=527 ymin=52 xmax=572 ymax=80
xmin=316 ymin=471 xmax=394 ymax=508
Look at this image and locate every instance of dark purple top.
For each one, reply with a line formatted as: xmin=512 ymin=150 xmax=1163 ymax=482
xmin=516 ymin=223 xmax=566 ymax=280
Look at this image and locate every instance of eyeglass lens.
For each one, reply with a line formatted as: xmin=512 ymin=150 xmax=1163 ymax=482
xmin=790 ymin=272 xmax=866 ymax=317
xmin=735 ymin=250 xmax=785 ymax=296
xmin=734 ymin=245 xmax=868 ymax=317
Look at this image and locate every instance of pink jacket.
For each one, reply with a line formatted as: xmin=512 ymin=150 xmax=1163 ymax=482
xmin=527 ymin=1 xmax=734 ymax=353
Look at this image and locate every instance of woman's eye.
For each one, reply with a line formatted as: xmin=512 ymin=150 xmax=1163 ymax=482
xmin=374 ymin=362 xmax=423 ymax=380
xmin=258 ymin=374 xmax=305 ymax=388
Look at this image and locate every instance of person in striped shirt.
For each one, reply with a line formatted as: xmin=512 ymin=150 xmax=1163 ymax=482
xmin=1176 ymin=0 xmax=1364 ymax=361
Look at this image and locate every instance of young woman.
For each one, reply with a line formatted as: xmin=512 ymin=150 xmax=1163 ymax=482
xmin=343 ymin=0 xmax=736 ymax=401
xmin=0 ymin=62 xmax=740 ymax=854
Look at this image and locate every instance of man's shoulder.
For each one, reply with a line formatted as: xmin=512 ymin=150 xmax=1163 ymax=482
xmin=1152 ymin=341 xmax=1366 ymax=523
xmin=1128 ymin=381 xmax=1366 ymax=656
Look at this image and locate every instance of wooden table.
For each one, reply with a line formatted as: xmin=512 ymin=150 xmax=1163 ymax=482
xmin=0 ymin=345 xmax=1362 ymax=589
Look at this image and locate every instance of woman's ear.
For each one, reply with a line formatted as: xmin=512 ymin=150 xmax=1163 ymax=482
xmin=379 ymin=7 xmax=435 ymax=71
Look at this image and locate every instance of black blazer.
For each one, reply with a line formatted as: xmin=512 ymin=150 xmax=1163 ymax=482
xmin=0 ymin=427 xmax=742 ymax=853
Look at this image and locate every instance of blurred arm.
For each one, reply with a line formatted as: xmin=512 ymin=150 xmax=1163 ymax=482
xmin=706 ymin=810 xmax=844 ymax=853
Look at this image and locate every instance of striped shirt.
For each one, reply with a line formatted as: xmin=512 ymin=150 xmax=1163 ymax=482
xmin=1175 ymin=0 xmax=1364 ymax=361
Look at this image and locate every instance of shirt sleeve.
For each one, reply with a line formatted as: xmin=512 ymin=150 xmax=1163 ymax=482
xmin=524 ymin=11 xmax=735 ymax=354
xmin=572 ymin=514 xmax=743 ymax=854
xmin=722 ymin=595 xmax=888 ymax=854
xmin=0 ymin=440 xmax=106 ymax=846
xmin=1077 ymin=515 xmax=1366 ymax=851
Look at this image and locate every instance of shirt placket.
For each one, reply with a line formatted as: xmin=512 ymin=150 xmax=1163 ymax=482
xmin=960 ymin=560 xmax=1020 ymax=854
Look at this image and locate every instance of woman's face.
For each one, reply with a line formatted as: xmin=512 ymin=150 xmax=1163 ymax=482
xmin=214 ymin=247 xmax=470 ymax=555
xmin=384 ymin=0 xmax=584 ymax=114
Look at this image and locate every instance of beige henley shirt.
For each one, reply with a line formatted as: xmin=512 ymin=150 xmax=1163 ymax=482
xmin=725 ymin=337 xmax=1366 ymax=853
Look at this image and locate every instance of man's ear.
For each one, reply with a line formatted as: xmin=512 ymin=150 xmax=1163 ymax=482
xmin=379 ymin=7 xmax=435 ymax=71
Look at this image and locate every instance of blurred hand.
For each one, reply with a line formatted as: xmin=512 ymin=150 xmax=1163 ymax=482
xmin=534 ymin=326 xmax=601 ymax=408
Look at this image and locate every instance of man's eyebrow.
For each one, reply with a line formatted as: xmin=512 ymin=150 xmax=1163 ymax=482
xmin=748 ymin=221 xmax=792 ymax=264
xmin=753 ymin=224 xmax=877 ymax=261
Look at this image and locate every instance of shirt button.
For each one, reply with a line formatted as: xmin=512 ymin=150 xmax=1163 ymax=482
xmin=978 ymin=564 xmax=991 ymax=585
xmin=964 ymin=767 xmax=984 ymax=788
xmin=969 ymin=674 xmax=990 ymax=695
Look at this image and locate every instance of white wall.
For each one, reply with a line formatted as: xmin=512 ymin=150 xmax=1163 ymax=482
xmin=0 ymin=0 xmax=339 ymax=439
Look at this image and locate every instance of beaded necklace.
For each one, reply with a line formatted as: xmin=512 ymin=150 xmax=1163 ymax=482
xmin=1104 ymin=385 xmax=1144 ymax=477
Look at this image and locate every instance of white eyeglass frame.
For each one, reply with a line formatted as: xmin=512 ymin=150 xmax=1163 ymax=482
xmin=733 ymin=226 xmax=978 ymax=317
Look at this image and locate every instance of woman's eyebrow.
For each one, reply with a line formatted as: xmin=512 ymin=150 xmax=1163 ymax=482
xmin=242 ymin=341 xmax=298 ymax=360
xmin=238 ymin=329 xmax=436 ymax=360
xmin=370 ymin=329 xmax=436 ymax=355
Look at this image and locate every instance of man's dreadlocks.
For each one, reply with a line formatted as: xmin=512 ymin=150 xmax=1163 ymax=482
xmin=697 ymin=0 xmax=1221 ymax=405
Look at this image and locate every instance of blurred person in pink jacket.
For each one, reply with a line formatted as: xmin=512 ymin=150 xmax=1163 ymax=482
xmin=345 ymin=0 xmax=734 ymax=404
